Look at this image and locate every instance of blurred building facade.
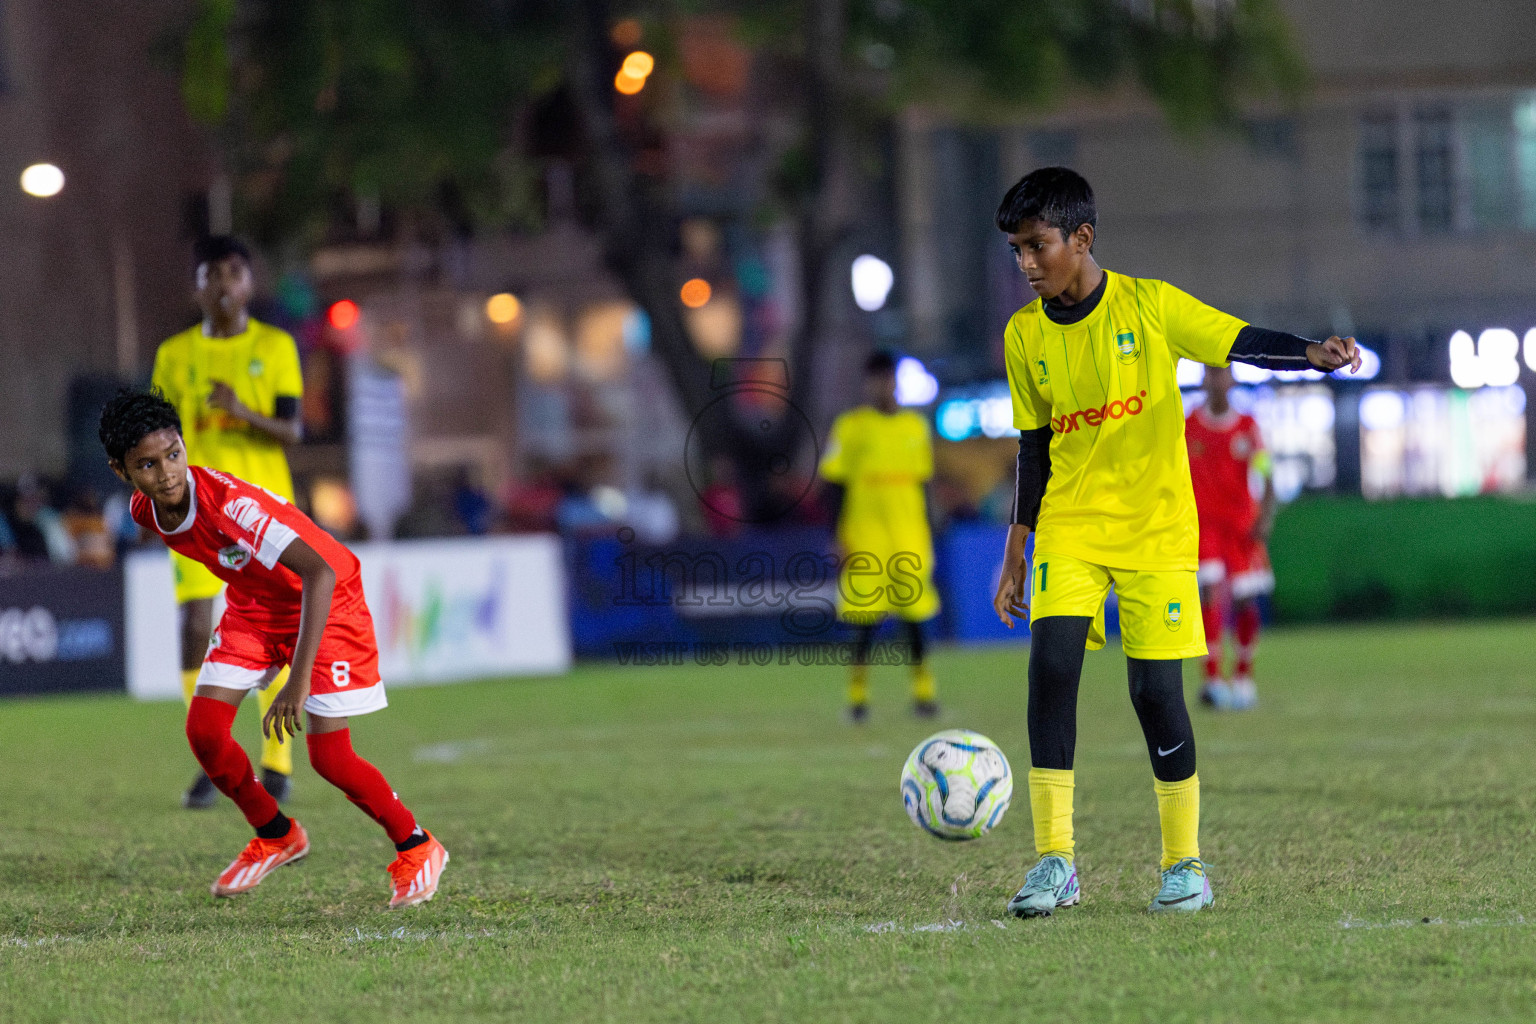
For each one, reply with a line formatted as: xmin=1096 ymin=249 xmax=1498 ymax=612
xmin=0 ymin=0 xmax=213 ymax=479
xmin=903 ymin=0 xmax=1536 ymax=501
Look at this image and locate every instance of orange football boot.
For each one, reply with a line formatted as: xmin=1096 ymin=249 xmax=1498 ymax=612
xmin=387 ymin=831 xmax=449 ymax=909
xmin=211 ymin=820 xmax=311 ymax=897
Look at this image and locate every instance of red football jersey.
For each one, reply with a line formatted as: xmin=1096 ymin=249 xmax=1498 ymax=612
xmin=1185 ymin=406 xmax=1265 ymax=534
xmin=131 ymin=465 xmax=370 ymax=634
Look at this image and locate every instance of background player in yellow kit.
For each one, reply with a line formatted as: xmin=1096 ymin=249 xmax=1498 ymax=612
xmin=151 ymin=236 xmax=305 ymax=808
xmin=818 ymin=351 xmax=941 ymax=722
xmin=989 ymin=168 xmax=1360 ymax=916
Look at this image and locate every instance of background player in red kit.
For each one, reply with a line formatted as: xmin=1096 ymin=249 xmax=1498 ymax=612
xmin=1186 ymin=366 xmax=1276 ymax=711
xmin=100 ymin=389 xmax=448 ymax=907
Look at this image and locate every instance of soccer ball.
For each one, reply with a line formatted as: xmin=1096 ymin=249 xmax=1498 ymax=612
xmin=900 ymin=729 xmax=1013 ymax=841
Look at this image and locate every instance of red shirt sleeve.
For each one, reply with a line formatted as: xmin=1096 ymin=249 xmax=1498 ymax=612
xmin=213 ymin=482 xmax=301 ymax=570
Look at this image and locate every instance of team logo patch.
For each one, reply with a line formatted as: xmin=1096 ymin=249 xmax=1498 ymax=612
xmin=249 ymin=358 xmax=264 ymax=377
xmin=217 ymin=545 xmax=251 ymax=571
xmin=1115 ymin=330 xmax=1140 ymax=364
xmin=1036 ymin=358 xmax=1050 ymax=387
xmin=1164 ymin=600 xmax=1183 ymax=631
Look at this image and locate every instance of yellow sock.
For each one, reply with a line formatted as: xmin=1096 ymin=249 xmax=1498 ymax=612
xmin=1028 ymin=767 xmax=1074 ymax=862
xmin=256 ymin=668 xmax=294 ymax=775
xmin=180 ymin=669 xmax=199 ymax=707
xmin=848 ymin=665 xmax=869 ymax=707
xmin=910 ymin=665 xmax=936 ymax=703
xmin=1154 ymin=773 xmax=1200 ymax=870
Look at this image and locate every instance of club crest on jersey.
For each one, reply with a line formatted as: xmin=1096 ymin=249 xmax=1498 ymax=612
xmin=1036 ymin=358 xmax=1049 ymax=387
xmin=217 ymin=545 xmax=251 ymax=571
xmin=248 ymin=358 xmax=264 ymax=377
xmin=1115 ymin=330 xmax=1140 ymax=364
xmin=1164 ymin=600 xmax=1183 ymax=630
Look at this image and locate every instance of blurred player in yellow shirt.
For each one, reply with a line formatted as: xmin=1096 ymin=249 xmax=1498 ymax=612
xmin=151 ymin=236 xmax=304 ymax=809
xmin=818 ymin=351 xmax=941 ymax=723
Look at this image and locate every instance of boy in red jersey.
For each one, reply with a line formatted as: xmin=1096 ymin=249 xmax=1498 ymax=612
xmin=100 ymin=389 xmax=448 ymax=907
xmin=1185 ymin=366 xmax=1275 ymax=710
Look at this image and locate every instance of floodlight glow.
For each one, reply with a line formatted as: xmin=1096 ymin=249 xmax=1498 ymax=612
xmin=622 ymin=51 xmax=655 ymax=79
xmin=936 ymin=400 xmax=977 ymax=441
xmin=20 ymin=163 xmax=64 ymax=198
xmin=1349 ymin=344 xmax=1382 ymax=381
xmin=1479 ymin=328 xmax=1521 ymax=387
xmin=1526 ymin=328 xmax=1536 ymax=372
xmin=1449 ymin=331 xmax=1482 ymax=388
xmin=1177 ymin=359 xmax=1206 ymax=389
xmin=1231 ymin=361 xmax=1272 ymax=385
xmin=1359 ymin=390 xmax=1406 ymax=431
xmin=486 ymin=292 xmax=521 ymax=324
xmin=327 ymin=300 xmax=360 ymax=330
xmin=1447 ymin=329 xmax=1523 ymax=389
xmin=977 ymin=397 xmax=1017 ymax=438
xmin=895 ymin=356 xmax=938 ymax=406
xmin=851 ymin=255 xmax=894 ymax=312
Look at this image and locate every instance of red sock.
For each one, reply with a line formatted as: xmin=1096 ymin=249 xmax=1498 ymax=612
xmin=1234 ymin=600 xmax=1261 ymax=678
xmin=307 ymin=729 xmax=417 ymax=844
xmin=1201 ymin=595 xmax=1225 ymax=681
xmin=186 ymin=696 xmax=281 ymax=829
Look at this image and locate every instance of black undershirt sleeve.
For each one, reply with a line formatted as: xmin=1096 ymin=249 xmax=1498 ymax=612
xmin=1012 ymin=426 xmax=1052 ymax=529
xmin=274 ymin=395 xmax=301 ymax=420
xmin=1227 ymin=325 xmax=1315 ymax=371
xmin=823 ymin=481 xmax=845 ymax=529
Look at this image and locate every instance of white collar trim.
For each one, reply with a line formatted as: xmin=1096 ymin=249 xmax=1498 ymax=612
xmin=151 ymin=470 xmax=199 ymax=536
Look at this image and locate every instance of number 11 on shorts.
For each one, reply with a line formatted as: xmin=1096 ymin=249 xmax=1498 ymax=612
xmin=1035 ymin=562 xmax=1048 ymax=594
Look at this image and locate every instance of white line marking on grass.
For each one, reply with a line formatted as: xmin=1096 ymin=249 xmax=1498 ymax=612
xmin=412 ymin=740 xmax=494 ymax=764
xmin=1338 ymin=913 xmax=1529 ymax=931
xmin=346 ymin=926 xmax=500 ymax=943
xmin=863 ymin=920 xmax=972 ymax=934
xmin=2 ymin=935 xmax=79 ymax=948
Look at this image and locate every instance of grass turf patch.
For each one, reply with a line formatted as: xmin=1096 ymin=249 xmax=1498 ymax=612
xmin=1 ymin=619 xmax=1534 ymax=1022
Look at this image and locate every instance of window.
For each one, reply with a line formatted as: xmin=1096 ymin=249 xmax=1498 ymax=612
xmin=1413 ymin=108 xmax=1455 ymax=233
xmin=1357 ymin=112 xmax=1400 ymax=231
xmin=1515 ymin=95 xmax=1536 ymax=229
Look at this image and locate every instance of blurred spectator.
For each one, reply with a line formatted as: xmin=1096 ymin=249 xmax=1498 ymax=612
xmin=101 ymin=489 xmax=145 ymax=555
xmin=452 ymin=466 xmax=494 ymax=536
xmin=502 ymin=457 xmax=562 ymax=534
xmin=11 ymin=475 xmax=74 ymax=563
xmin=625 ymin=471 xmax=681 ymax=545
xmin=60 ymin=487 xmax=115 ymax=569
xmin=699 ymin=456 xmax=743 ymax=538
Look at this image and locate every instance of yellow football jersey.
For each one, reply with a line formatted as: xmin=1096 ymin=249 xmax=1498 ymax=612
xmin=818 ymin=406 xmax=940 ymax=621
xmin=151 ymin=317 xmax=303 ymax=502
xmin=1004 ymin=271 xmax=1245 ymax=571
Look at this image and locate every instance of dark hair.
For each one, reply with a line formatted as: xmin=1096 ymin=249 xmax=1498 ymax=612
xmin=864 ymin=349 xmax=898 ymax=375
xmin=995 ymin=167 xmax=1097 ymax=243
xmin=193 ymin=234 xmax=252 ymax=272
xmin=99 ymin=389 xmax=182 ymax=463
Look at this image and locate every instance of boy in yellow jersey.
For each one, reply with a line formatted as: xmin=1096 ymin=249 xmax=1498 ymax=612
xmin=818 ymin=351 xmax=941 ymax=722
xmin=151 ymin=236 xmax=305 ymax=809
xmin=989 ymin=168 xmax=1360 ymax=916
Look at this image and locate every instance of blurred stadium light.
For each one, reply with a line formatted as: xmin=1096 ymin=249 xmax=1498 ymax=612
xmin=19 ymin=162 xmax=63 ymax=197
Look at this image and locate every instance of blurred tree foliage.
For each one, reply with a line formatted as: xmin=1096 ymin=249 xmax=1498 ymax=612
xmin=181 ymin=0 xmax=1304 ymax=502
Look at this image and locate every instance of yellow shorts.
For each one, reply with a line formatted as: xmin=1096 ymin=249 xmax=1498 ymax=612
xmin=172 ymin=550 xmax=225 ymax=605
xmin=1030 ymin=551 xmax=1206 ymax=660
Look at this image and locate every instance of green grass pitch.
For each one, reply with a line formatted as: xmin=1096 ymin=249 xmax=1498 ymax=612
xmin=2 ymin=619 xmax=1535 ymax=1022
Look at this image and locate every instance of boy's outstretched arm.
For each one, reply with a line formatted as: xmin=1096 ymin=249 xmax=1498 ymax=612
xmin=1227 ymin=325 xmax=1362 ymax=375
xmin=263 ymin=537 xmax=337 ymax=740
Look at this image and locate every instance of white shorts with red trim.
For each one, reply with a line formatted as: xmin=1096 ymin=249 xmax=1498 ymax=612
xmin=197 ymin=660 xmax=389 ymax=717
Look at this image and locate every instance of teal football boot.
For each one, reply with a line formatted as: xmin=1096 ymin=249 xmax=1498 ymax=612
xmin=1148 ymin=857 xmax=1214 ymax=913
xmin=1006 ymin=854 xmax=1080 ymax=918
